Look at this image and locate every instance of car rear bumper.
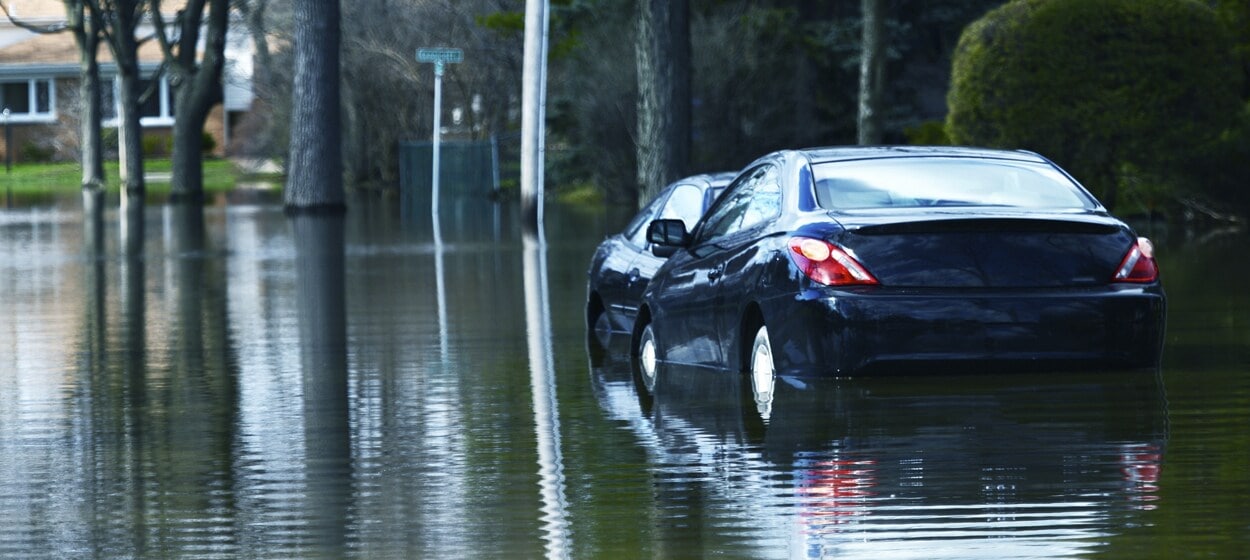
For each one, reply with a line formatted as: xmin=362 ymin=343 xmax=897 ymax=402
xmin=769 ymin=285 xmax=1166 ymax=377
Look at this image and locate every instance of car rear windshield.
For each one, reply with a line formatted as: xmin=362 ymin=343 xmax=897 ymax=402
xmin=812 ymin=157 xmax=1097 ymax=211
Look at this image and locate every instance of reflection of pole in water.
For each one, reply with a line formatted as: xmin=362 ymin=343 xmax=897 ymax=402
xmin=433 ymin=212 xmax=449 ymax=360
xmin=522 ymin=232 xmax=570 ymax=558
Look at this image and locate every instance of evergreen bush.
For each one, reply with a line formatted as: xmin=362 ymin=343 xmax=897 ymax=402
xmin=946 ymin=0 xmax=1242 ymax=211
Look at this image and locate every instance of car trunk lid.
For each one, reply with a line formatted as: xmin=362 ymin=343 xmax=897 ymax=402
xmin=828 ymin=212 xmax=1136 ymax=288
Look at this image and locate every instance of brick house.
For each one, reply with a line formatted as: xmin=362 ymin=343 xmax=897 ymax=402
xmin=0 ymin=0 xmax=254 ymax=163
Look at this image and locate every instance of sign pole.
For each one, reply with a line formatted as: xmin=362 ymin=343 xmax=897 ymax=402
xmin=416 ymin=48 xmax=463 ymax=231
xmin=431 ymin=60 xmax=443 ymax=226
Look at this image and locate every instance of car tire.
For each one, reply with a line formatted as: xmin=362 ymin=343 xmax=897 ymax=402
xmin=585 ymin=295 xmax=609 ymax=362
xmin=636 ymin=322 xmax=659 ymax=395
xmin=749 ymin=325 xmax=775 ymax=422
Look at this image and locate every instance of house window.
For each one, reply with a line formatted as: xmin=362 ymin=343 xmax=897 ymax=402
xmin=0 ymin=78 xmax=56 ymax=122
xmin=103 ymin=76 xmax=174 ymax=125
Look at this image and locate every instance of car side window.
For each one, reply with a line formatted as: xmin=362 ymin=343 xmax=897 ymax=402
xmin=658 ymin=183 xmax=704 ymax=232
xmin=698 ymin=165 xmax=779 ymax=241
xmin=737 ymin=166 xmax=781 ymax=232
xmin=624 ymin=192 xmax=668 ymax=247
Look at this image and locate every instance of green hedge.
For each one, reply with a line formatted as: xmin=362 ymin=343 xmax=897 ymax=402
xmin=946 ymin=0 xmax=1242 ymax=211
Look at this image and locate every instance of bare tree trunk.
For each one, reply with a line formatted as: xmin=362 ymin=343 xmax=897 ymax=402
xmin=857 ymin=0 xmax=886 ymax=145
xmin=102 ymin=0 xmax=148 ymax=205
xmin=635 ymin=0 xmax=690 ymax=208
xmin=70 ymin=1 xmax=105 ymax=190
xmin=285 ymin=0 xmax=344 ymax=211
xmin=115 ymin=57 xmax=145 ymax=204
xmin=154 ymin=0 xmax=229 ymax=204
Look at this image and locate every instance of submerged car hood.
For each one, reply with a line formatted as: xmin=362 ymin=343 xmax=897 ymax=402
xmin=811 ymin=209 xmax=1138 ymax=288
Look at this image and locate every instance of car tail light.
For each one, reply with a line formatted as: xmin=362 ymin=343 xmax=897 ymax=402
xmin=788 ymin=237 xmax=879 ymax=286
xmin=1113 ymin=237 xmax=1159 ymax=283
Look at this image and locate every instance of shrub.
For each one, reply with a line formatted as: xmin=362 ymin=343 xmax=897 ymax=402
xmin=201 ymin=131 xmax=217 ymax=155
xmin=946 ymin=0 xmax=1242 ymax=210
xmin=1180 ymin=101 xmax=1250 ymax=215
xmin=903 ymin=121 xmax=950 ymax=146
xmin=102 ymin=128 xmax=119 ymax=157
xmin=142 ymin=135 xmax=171 ymax=157
xmin=20 ymin=141 xmax=55 ymax=163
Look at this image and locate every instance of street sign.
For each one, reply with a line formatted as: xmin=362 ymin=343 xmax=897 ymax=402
xmin=417 ymin=48 xmax=463 ymax=64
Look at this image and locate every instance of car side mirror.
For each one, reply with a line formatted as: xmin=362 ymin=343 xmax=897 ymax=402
xmin=647 ymin=219 xmax=690 ymax=257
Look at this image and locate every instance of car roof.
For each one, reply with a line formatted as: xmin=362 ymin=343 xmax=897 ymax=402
xmin=673 ymin=171 xmax=737 ymax=189
xmin=697 ymin=171 xmax=738 ymax=185
xmin=800 ymin=145 xmax=1048 ymax=165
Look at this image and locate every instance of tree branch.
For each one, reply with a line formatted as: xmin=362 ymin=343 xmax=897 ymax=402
xmin=150 ymin=0 xmax=176 ymax=62
xmin=0 ymin=0 xmax=69 ymax=33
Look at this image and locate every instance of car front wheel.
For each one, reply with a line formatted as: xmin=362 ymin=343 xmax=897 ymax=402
xmin=749 ymin=325 xmax=775 ymax=421
xmin=636 ymin=322 xmax=659 ymax=395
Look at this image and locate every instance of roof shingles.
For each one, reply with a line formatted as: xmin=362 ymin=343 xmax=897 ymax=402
xmin=0 ymin=0 xmax=184 ymax=67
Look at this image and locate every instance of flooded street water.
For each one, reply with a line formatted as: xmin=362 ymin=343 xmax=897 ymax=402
xmin=1 ymin=195 xmax=1248 ymax=559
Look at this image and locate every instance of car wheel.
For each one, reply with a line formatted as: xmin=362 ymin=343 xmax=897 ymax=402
xmin=585 ymin=294 xmax=610 ymax=358
xmin=586 ymin=297 xmax=599 ymax=322
xmin=749 ymin=325 xmax=775 ymax=421
xmin=636 ymin=322 xmax=659 ymax=395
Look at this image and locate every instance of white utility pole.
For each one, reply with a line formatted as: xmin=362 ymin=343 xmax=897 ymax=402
xmin=520 ymin=0 xmax=550 ymax=237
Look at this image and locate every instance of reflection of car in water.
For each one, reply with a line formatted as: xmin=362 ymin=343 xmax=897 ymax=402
xmin=630 ymin=147 xmax=1166 ymax=415
xmin=587 ymin=335 xmax=1168 ymax=558
xmin=586 ymin=172 xmax=735 ymax=334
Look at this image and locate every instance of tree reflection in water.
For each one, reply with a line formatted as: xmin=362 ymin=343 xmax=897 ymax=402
xmin=292 ymin=213 xmax=351 ymax=556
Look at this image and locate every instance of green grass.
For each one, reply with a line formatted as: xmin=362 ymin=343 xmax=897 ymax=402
xmin=0 ymin=158 xmax=255 ymax=196
xmin=554 ymin=181 xmax=604 ymax=206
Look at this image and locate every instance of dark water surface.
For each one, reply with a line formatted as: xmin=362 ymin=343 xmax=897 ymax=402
xmin=1 ymin=197 xmax=1247 ymax=559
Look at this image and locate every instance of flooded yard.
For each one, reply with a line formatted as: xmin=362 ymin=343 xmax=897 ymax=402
xmin=1 ymin=195 xmax=1248 ymax=558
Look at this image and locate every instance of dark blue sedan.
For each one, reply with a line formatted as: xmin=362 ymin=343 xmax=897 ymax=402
xmin=586 ymin=172 xmax=735 ymax=335
xmin=633 ymin=147 xmax=1166 ymax=413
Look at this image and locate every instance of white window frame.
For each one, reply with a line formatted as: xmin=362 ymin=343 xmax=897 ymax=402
xmin=0 ymin=78 xmax=58 ymax=124
xmin=103 ymin=76 xmax=175 ymax=127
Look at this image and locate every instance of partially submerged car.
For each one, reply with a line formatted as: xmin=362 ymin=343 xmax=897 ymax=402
xmin=586 ymin=172 xmax=735 ymax=334
xmin=632 ymin=147 xmax=1166 ymax=412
